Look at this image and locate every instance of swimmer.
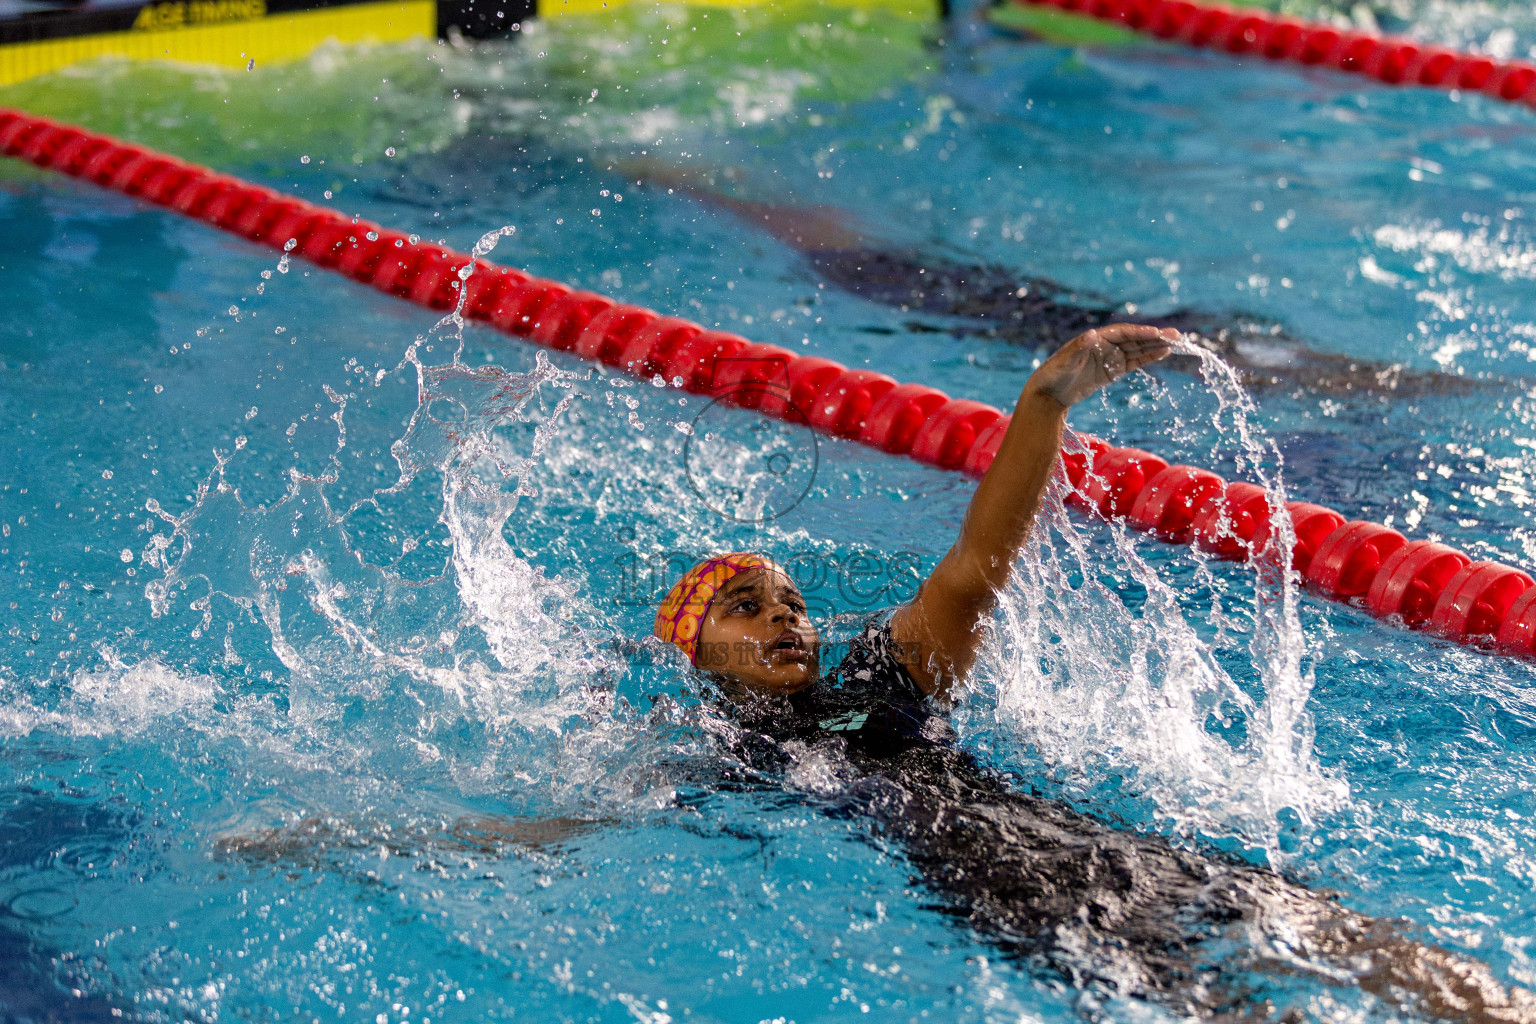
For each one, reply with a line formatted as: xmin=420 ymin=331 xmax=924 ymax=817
xmin=216 ymin=322 xmax=1531 ymax=1018
xmin=647 ymin=323 xmax=1536 ymax=1022
xmin=624 ymin=161 xmax=1483 ymax=399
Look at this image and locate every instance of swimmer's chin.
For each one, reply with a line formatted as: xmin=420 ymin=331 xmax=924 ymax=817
xmin=718 ymin=667 xmax=818 ymax=701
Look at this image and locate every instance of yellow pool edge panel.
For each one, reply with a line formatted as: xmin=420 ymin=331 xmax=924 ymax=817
xmin=0 ymin=0 xmax=435 ymax=86
xmin=0 ymin=0 xmax=941 ymax=86
xmin=537 ymin=0 xmax=938 ymax=20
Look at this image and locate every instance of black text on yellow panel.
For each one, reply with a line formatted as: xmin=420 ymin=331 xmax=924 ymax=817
xmin=0 ymin=0 xmax=534 ymax=86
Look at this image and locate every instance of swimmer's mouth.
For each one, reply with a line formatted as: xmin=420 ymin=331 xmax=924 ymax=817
xmin=769 ymin=631 xmax=810 ymax=664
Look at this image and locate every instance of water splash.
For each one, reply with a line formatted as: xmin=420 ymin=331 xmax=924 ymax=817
xmin=964 ymin=339 xmax=1350 ymax=865
xmin=110 ymin=254 xmax=1349 ymax=863
xmin=131 ymin=251 xmax=634 ymax=797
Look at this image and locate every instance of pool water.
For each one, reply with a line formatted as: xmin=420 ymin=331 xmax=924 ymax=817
xmin=3 ymin=0 xmax=1536 ymax=1019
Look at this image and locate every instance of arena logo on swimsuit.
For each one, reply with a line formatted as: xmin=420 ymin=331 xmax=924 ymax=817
xmin=820 ymin=711 xmax=870 ymax=732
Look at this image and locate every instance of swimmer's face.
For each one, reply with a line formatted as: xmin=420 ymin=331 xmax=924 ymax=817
xmin=694 ymin=568 xmax=819 ymax=696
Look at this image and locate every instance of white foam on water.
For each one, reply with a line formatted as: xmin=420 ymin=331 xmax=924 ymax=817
xmin=64 ymin=651 xmax=219 ymax=737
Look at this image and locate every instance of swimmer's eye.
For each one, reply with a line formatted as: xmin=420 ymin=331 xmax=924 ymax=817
xmin=730 ymin=598 xmax=759 ymax=615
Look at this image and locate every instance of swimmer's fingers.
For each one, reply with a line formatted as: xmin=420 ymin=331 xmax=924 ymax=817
xmin=1093 ymin=324 xmax=1178 ymax=375
xmin=1087 ymin=323 xmax=1181 ymax=346
xmin=1027 ymin=324 xmax=1176 ymax=408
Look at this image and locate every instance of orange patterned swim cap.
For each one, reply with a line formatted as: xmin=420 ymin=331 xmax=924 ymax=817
xmin=653 ymin=552 xmax=790 ymax=665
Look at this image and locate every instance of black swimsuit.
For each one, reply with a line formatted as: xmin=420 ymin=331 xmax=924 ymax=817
xmin=759 ymin=615 xmax=949 ymax=757
xmin=719 ymin=615 xmax=1298 ymax=1017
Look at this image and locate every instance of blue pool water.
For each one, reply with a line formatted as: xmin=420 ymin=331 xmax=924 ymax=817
xmin=3 ymin=1 xmax=1536 ymax=1019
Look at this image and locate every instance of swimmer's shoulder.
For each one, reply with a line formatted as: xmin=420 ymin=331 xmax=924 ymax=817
xmin=818 ymin=609 xmax=926 ymax=703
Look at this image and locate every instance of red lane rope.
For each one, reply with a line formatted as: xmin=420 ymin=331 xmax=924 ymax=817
xmin=1014 ymin=0 xmax=1536 ymax=107
xmin=4 ymin=107 xmax=1533 ymax=656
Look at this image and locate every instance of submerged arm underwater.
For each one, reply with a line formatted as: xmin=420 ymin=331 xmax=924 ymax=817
xmin=215 ymin=814 xmax=610 ymax=867
xmin=210 ymin=780 xmax=1536 ymax=1021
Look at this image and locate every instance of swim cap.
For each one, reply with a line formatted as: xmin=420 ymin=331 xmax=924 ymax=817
xmin=653 ymin=552 xmax=790 ymax=665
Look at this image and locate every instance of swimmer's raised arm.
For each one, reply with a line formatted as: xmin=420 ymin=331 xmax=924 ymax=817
xmin=890 ymin=324 xmax=1178 ymax=697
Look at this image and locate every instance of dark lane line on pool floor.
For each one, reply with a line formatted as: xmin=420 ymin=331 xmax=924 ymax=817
xmin=635 ymin=164 xmax=1512 ymax=401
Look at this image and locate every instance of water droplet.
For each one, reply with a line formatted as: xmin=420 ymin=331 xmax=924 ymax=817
xmin=245 ymin=407 xmax=259 ymax=420
xmin=385 ymin=147 xmax=396 ymax=157
xmin=228 ymin=305 xmax=239 ymax=316
xmin=120 ymin=549 xmax=133 ymax=563
xmin=154 ymin=384 xmax=164 ymax=394
xmin=323 ymin=190 xmax=333 ymax=200
xmin=300 ymin=155 xmax=311 ymax=164
xmin=101 ymin=469 xmax=113 ymax=480
xmin=407 ymin=234 xmax=421 ymax=245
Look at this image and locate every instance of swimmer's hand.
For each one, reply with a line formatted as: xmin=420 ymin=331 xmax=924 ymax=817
xmin=1027 ymin=324 xmax=1179 ymax=409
